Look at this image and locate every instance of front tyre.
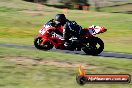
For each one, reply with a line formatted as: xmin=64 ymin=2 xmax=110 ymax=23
xmin=82 ymin=37 xmax=104 ymax=55
xmin=34 ymin=36 xmax=53 ymax=50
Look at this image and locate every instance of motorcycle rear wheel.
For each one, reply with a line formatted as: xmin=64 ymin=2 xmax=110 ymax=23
xmin=34 ymin=36 xmax=53 ymax=50
xmin=82 ymin=37 xmax=104 ymax=55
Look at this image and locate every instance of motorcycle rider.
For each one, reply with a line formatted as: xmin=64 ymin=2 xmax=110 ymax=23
xmin=48 ymin=14 xmax=82 ymax=49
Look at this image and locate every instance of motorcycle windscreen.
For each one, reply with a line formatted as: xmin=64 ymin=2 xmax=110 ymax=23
xmin=39 ymin=24 xmax=52 ymax=35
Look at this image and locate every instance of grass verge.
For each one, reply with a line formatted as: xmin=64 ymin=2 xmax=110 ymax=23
xmin=0 ymin=47 xmax=132 ymax=88
xmin=0 ymin=0 xmax=132 ymax=53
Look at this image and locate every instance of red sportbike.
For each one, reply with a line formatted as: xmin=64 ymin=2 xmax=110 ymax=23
xmin=34 ymin=22 xmax=107 ymax=55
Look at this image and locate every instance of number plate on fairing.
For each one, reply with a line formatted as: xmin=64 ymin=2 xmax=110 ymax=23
xmin=39 ymin=29 xmax=46 ymax=35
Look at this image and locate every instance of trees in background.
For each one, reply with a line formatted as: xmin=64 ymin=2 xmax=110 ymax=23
xmin=24 ymin=0 xmax=47 ymax=3
xmin=24 ymin=0 xmax=89 ymax=5
xmin=24 ymin=0 xmax=89 ymax=10
xmin=93 ymin=0 xmax=100 ymax=11
xmin=60 ymin=0 xmax=89 ymax=9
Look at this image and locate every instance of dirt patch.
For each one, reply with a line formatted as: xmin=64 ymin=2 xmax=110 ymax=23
xmin=2 ymin=56 xmax=98 ymax=69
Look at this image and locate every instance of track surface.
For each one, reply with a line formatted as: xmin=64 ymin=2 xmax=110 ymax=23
xmin=0 ymin=44 xmax=132 ymax=59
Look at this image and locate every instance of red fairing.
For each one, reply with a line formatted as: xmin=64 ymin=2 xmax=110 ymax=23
xmin=37 ymin=25 xmax=65 ymax=49
xmin=38 ymin=33 xmax=43 ymax=37
xmin=56 ymin=25 xmax=63 ymax=33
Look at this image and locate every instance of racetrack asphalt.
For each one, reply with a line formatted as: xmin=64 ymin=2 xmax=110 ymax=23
xmin=0 ymin=44 xmax=132 ymax=59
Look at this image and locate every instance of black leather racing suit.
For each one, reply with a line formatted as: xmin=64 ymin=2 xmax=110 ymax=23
xmin=48 ymin=19 xmax=82 ymax=45
xmin=63 ymin=21 xmax=82 ymax=44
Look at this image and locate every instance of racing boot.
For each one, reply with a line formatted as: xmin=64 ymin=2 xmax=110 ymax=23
xmin=64 ymin=41 xmax=74 ymax=51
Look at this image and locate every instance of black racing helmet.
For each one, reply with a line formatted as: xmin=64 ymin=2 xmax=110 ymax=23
xmin=54 ymin=14 xmax=66 ymax=23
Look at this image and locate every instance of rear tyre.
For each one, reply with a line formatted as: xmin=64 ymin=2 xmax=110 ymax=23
xmin=82 ymin=37 xmax=104 ymax=55
xmin=34 ymin=36 xmax=53 ymax=50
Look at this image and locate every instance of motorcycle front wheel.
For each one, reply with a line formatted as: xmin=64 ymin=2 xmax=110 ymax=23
xmin=82 ymin=37 xmax=104 ymax=55
xmin=34 ymin=36 xmax=53 ymax=50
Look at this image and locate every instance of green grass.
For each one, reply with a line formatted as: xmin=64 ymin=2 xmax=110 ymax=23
xmin=0 ymin=0 xmax=132 ymax=53
xmin=0 ymin=47 xmax=132 ymax=88
xmin=0 ymin=1 xmax=132 ymax=88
